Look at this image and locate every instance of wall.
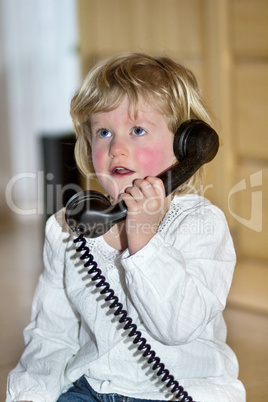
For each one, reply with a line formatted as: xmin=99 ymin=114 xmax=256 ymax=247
xmin=225 ymin=0 xmax=268 ymax=313
xmin=0 ymin=1 xmax=12 ymax=213
xmin=0 ymin=0 xmax=80 ymax=217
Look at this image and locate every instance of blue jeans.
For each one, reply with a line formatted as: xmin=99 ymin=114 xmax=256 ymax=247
xmin=57 ymin=376 xmax=167 ymax=402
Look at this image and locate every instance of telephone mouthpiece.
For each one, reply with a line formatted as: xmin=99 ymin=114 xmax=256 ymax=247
xmin=65 ymin=190 xmax=127 ymax=238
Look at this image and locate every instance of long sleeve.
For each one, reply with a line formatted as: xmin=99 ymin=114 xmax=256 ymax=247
xmin=6 ymin=197 xmax=245 ymax=402
xmin=6 ymin=213 xmax=80 ymax=402
xmin=121 ymin=196 xmax=236 ymax=345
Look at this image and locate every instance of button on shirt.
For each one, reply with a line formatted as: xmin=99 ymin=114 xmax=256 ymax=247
xmin=6 ymin=195 xmax=245 ymax=402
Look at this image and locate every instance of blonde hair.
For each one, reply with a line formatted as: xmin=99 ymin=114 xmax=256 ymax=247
xmin=70 ymin=52 xmax=211 ymax=195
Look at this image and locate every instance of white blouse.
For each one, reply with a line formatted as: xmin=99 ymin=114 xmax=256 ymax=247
xmin=6 ymin=194 xmax=245 ymax=402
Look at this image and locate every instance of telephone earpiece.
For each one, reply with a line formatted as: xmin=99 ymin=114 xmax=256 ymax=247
xmin=65 ymin=119 xmax=219 ymax=238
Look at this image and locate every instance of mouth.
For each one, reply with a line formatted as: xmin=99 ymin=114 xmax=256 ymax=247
xmin=110 ymin=166 xmax=135 ymax=176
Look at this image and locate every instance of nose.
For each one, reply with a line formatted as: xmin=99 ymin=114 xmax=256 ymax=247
xmin=108 ymin=136 xmax=128 ymax=158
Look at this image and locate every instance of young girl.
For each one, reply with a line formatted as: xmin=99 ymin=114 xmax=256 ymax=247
xmin=7 ymin=53 xmax=245 ymax=402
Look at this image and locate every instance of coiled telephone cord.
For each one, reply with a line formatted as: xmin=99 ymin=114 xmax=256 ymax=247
xmin=74 ymin=234 xmax=194 ymax=402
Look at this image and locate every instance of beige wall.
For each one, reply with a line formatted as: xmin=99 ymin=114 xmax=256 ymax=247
xmin=76 ymin=0 xmax=268 ymax=313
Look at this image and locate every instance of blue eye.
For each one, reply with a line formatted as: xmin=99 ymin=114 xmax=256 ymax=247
xmin=99 ymin=129 xmax=112 ymax=138
xmin=132 ymin=127 xmax=146 ymax=136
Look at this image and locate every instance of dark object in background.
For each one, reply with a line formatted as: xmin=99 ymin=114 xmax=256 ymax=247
xmin=41 ymin=133 xmax=80 ymax=222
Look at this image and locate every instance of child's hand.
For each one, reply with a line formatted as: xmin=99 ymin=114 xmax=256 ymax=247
xmin=120 ymin=176 xmax=167 ymax=254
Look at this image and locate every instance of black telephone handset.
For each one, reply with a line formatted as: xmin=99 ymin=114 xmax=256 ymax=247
xmin=65 ymin=120 xmax=219 ymax=402
xmin=65 ymin=120 xmax=219 ymax=238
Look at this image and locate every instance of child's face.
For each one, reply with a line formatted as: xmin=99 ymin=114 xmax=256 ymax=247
xmin=90 ymin=96 xmax=175 ymax=201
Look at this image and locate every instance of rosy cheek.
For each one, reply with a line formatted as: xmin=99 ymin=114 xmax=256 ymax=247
xmin=135 ymin=148 xmax=168 ymax=176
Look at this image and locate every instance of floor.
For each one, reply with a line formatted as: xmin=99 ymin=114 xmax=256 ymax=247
xmin=1 ymin=214 xmax=268 ymax=402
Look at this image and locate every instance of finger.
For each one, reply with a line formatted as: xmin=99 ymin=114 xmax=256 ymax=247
xmin=124 ymin=185 xmax=143 ymax=199
xmin=138 ymin=177 xmax=165 ymax=198
xmin=120 ymin=192 xmax=142 ymax=214
xmin=123 ymin=186 xmax=145 ymax=207
xmin=133 ymin=178 xmax=155 ymax=198
xmin=145 ymin=176 xmax=165 ymax=196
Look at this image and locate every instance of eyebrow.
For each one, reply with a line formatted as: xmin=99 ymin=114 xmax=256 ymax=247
xmin=90 ymin=109 xmax=160 ymax=130
xmin=137 ymin=117 xmax=158 ymax=128
xmin=90 ymin=115 xmax=101 ymax=128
